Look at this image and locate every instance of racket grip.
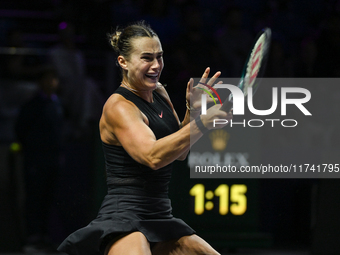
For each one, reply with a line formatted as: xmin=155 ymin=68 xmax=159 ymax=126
xmin=220 ymin=100 xmax=233 ymax=113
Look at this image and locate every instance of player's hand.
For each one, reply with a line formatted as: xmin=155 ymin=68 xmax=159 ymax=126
xmin=186 ymin=67 xmax=222 ymax=111
xmin=201 ymin=104 xmax=233 ymax=130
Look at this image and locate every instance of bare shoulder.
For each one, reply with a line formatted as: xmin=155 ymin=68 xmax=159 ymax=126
xmin=102 ymin=94 xmax=144 ymax=126
xmin=100 ymin=93 xmax=143 ymax=144
xmin=104 ymin=93 xmax=134 ymax=113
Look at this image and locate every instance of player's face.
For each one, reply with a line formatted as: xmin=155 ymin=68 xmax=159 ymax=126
xmin=124 ymin=36 xmax=163 ymax=90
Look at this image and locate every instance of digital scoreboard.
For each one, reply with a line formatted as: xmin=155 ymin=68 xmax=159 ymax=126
xmin=190 ymin=183 xmax=247 ymax=216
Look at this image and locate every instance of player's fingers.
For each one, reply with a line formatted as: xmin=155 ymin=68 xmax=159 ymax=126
xmin=206 ymin=97 xmax=219 ymax=104
xmin=207 ymin=71 xmax=221 ymax=87
xmin=190 ymin=78 xmax=194 ymax=90
xmin=187 ymin=78 xmax=193 ymax=92
xmin=199 ymin=67 xmax=210 ymax=85
xmin=210 ymin=81 xmax=223 ymax=90
xmin=187 ymin=79 xmax=196 ymax=102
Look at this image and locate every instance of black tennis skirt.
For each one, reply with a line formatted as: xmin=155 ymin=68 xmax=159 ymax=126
xmin=57 ymin=192 xmax=195 ymax=255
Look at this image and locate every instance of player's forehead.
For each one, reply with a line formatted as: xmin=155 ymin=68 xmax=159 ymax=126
xmin=130 ymin=36 xmax=163 ymax=55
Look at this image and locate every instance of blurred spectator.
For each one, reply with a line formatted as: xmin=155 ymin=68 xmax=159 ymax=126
xmin=15 ymin=68 xmax=63 ymax=253
xmin=0 ymin=29 xmax=42 ymax=143
xmin=48 ymin=22 xmax=104 ymax=140
xmin=2 ymin=29 xmax=42 ymax=81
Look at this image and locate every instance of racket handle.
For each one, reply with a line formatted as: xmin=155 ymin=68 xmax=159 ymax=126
xmin=220 ymin=100 xmax=233 ymax=113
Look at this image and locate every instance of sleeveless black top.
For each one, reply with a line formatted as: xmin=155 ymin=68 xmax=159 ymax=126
xmin=57 ymin=86 xmax=195 ymax=255
xmin=103 ymin=86 xmax=179 ymax=198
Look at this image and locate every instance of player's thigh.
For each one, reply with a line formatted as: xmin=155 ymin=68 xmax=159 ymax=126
xmin=151 ymin=234 xmax=220 ymax=255
xmin=105 ymin=231 xmax=151 ymax=255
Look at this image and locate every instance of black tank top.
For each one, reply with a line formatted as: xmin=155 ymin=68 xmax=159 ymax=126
xmin=102 ymin=86 xmax=180 ymax=198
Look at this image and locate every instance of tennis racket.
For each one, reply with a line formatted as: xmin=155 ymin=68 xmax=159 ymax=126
xmin=220 ymin=27 xmax=272 ymax=112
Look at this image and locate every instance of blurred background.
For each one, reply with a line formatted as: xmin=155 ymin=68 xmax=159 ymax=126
xmin=0 ymin=0 xmax=340 ymax=254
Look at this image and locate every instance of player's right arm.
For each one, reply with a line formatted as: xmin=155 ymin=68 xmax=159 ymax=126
xmin=100 ymin=95 xmax=229 ymax=170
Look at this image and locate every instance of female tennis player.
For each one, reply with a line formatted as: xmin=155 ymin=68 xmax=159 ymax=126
xmin=58 ymin=20 xmax=231 ymax=255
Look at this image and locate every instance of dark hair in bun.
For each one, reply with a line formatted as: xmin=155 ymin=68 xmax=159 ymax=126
xmin=107 ymin=20 xmax=157 ymax=59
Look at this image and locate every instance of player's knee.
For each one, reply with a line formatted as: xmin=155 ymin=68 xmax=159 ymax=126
xmin=179 ymin=235 xmax=220 ymax=255
xmin=105 ymin=232 xmax=151 ymax=255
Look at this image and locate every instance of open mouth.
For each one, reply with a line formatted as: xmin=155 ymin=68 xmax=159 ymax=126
xmin=145 ymin=73 xmax=158 ymax=80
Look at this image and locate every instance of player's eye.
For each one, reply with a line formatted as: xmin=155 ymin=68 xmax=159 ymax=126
xmin=142 ymin=56 xmax=152 ymax=61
